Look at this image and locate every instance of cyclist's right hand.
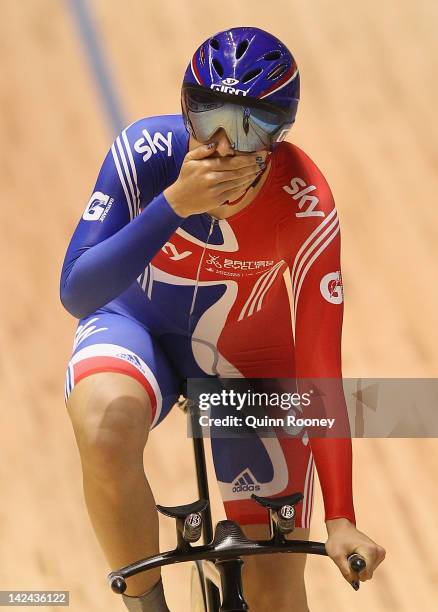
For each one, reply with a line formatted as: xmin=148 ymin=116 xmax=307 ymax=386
xmin=164 ymin=143 xmax=263 ymax=217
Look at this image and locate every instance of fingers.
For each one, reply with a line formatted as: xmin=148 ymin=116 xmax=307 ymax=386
xmin=212 ymin=163 xmax=262 ymax=185
xmin=185 ymin=142 xmax=218 ymax=161
xmin=329 ymin=550 xmax=357 ymax=585
xmin=349 ymin=544 xmax=386 ymax=582
xmin=328 ymin=543 xmax=386 ymax=587
xmin=185 ymin=144 xmax=258 ymax=167
xmin=217 ymin=173 xmax=259 ymax=201
xmin=325 ymin=523 xmax=386 ymax=589
xmin=207 ymin=154 xmax=261 ymax=171
xmin=370 ymin=544 xmax=386 ymax=573
xmin=175 ymin=145 xmax=267 ymax=215
xmin=352 ymin=543 xmax=386 ymax=581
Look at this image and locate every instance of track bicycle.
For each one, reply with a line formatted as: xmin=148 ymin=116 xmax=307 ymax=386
xmin=107 ymin=390 xmax=365 ymax=611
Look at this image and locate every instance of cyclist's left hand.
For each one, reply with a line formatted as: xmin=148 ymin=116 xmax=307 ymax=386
xmin=325 ymin=518 xmax=386 ymax=585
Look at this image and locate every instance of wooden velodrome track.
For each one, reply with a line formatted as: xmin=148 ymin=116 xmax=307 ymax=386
xmin=1 ymin=0 xmax=437 ymax=610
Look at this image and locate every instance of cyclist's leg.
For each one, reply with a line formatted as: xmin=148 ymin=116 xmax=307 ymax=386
xmin=241 ymin=525 xmax=310 ymax=611
xmin=65 ymin=312 xmax=180 ymax=599
xmin=211 ymin=431 xmax=314 ymax=612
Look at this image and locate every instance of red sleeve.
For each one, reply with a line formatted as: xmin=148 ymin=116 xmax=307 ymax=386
xmin=280 ymin=157 xmax=355 ymax=524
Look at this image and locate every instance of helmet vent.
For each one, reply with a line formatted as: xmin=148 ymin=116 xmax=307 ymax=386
xmin=264 ymin=50 xmax=282 ymax=61
xmin=267 ymin=63 xmax=288 ymax=80
xmin=242 ymin=67 xmax=262 ymax=83
xmin=236 ymin=40 xmax=249 ymax=59
xmin=212 ymin=58 xmax=224 ymax=77
xmin=210 ymin=38 xmax=220 ymax=50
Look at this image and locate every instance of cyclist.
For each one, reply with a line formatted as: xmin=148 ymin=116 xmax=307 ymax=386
xmin=60 ymin=27 xmax=385 ymax=612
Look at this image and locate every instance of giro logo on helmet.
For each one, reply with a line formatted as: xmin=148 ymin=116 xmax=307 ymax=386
xmin=222 ymin=78 xmax=239 ymax=86
xmin=210 ymin=83 xmax=248 ymax=96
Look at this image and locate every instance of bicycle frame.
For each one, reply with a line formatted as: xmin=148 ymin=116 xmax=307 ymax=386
xmin=191 ymin=431 xmax=222 ymax=610
xmin=188 ymin=400 xmax=327 ymax=611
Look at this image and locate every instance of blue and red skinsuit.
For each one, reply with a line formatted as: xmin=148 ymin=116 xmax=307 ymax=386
xmin=60 ymin=114 xmax=355 ymax=527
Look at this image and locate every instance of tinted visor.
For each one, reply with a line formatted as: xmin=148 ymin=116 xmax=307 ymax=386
xmin=182 ymin=86 xmax=291 ymax=152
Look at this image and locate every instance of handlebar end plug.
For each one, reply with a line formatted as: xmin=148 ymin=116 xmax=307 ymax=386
xmin=110 ymin=576 xmax=127 ymax=594
xmin=348 ymin=553 xmax=366 ymax=574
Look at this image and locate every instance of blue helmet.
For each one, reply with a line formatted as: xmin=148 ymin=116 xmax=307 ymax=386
xmin=182 ymin=26 xmax=300 ymax=122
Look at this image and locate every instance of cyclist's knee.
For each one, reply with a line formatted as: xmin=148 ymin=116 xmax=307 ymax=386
xmin=241 ymin=524 xmax=309 ymax=606
xmin=67 ymin=372 xmax=152 ymax=478
xmin=242 ymin=549 xmax=308 ymax=611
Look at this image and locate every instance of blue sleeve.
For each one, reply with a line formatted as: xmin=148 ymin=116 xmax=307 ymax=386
xmin=60 ymin=115 xmax=188 ymax=319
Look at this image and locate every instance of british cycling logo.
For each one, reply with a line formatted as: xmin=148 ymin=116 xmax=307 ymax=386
xmin=134 ymin=129 xmax=173 ymax=162
xmin=211 ymin=78 xmax=247 ymax=96
xmin=283 ymin=177 xmax=324 ymax=218
xmin=320 ymin=271 xmax=344 ymax=304
xmin=205 ymin=254 xmax=275 ymax=271
xmin=82 ymin=192 xmax=114 ymax=222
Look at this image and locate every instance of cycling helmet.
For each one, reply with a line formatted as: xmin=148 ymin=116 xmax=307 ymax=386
xmin=181 ymin=27 xmax=300 ymax=152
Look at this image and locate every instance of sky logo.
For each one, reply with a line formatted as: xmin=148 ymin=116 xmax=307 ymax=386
xmin=134 ymin=129 xmax=173 ymax=162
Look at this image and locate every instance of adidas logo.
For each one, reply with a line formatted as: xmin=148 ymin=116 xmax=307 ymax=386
xmin=232 ymin=470 xmax=261 ymax=493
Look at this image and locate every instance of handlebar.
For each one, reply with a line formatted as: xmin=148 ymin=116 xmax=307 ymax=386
xmin=108 ymin=519 xmax=326 ymax=594
xmin=108 ymin=518 xmax=365 ymax=595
